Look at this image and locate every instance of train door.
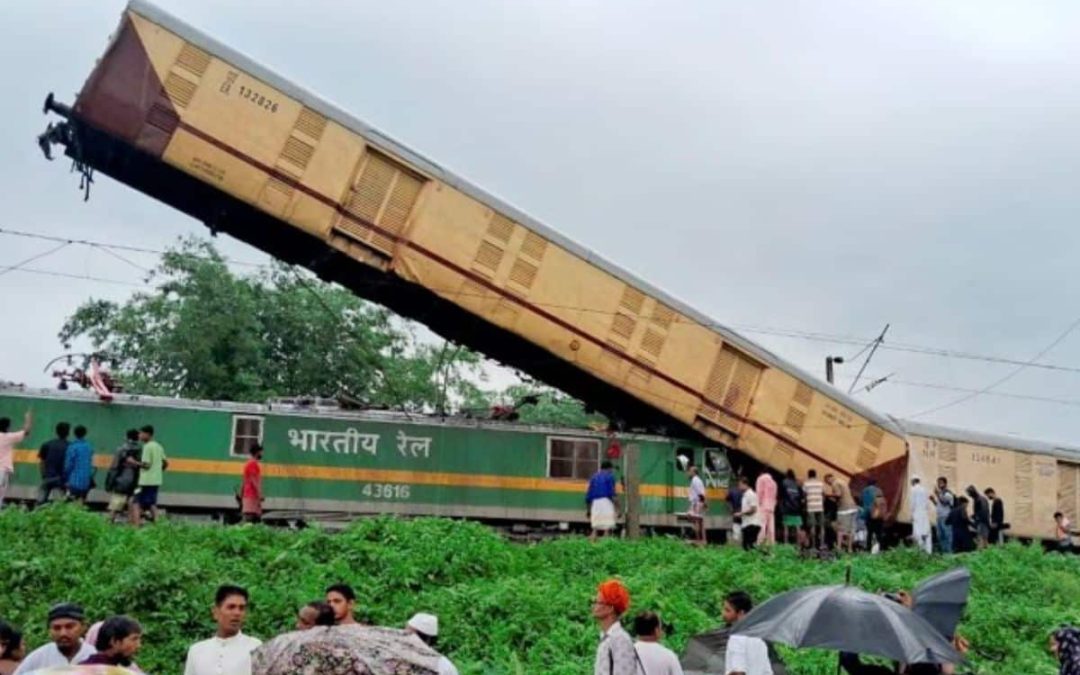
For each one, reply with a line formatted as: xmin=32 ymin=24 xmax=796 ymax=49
xmin=1058 ymin=461 xmax=1080 ymax=525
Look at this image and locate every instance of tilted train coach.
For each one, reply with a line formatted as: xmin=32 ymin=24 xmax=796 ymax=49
xmin=34 ymin=2 xmax=1080 ymax=542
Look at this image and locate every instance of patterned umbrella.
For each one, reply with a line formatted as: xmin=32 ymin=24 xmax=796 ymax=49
xmin=24 ymin=668 xmax=138 ymax=675
xmin=251 ymin=625 xmax=440 ymax=675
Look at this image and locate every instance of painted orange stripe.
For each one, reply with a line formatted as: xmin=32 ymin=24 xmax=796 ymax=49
xmin=12 ymin=451 xmax=726 ymax=499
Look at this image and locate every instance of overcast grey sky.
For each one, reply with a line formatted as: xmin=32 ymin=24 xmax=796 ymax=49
xmin=2 ymin=1 xmax=1079 ymax=443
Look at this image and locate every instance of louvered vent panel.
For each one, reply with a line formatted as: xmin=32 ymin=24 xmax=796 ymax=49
xmin=487 ymin=214 xmax=515 ymax=244
xmin=724 ymin=357 xmax=762 ymax=417
xmin=348 ymin=154 xmax=395 ymax=222
xmin=333 ymin=216 xmax=371 ymax=244
xmin=295 ymin=109 xmax=328 ymax=140
xmin=473 ymin=242 xmax=504 ymax=276
xmin=281 ymin=137 xmax=315 ymax=171
xmin=704 ymin=348 xmax=737 ymax=402
xmin=521 ymin=232 xmax=548 ymax=260
xmin=264 ymin=177 xmax=294 ymax=200
xmin=620 ymin=287 xmax=646 ymax=315
xmin=793 ymin=383 xmax=814 ymax=408
xmin=774 ymin=440 xmax=795 ymax=459
xmin=862 ymin=425 xmax=885 ymax=449
xmin=1015 ymin=474 xmax=1033 ymax=500
xmin=176 ymin=44 xmax=211 ymax=77
xmin=1059 ymin=464 xmax=1079 ymax=519
xmin=380 ymin=173 xmax=423 ymax=236
xmin=650 ymin=304 xmax=675 ymax=330
xmin=163 ymin=72 xmax=197 ymax=108
xmin=611 ymin=313 xmax=636 ymax=341
xmin=783 ymin=407 xmax=806 ymax=437
xmin=640 ymin=329 xmax=665 ymax=358
xmin=508 ymin=259 xmax=538 ymax=290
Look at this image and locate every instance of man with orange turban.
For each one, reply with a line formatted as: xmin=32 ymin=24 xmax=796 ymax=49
xmin=592 ymin=580 xmax=640 ymax=674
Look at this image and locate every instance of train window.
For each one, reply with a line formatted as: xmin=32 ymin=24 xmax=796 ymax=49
xmin=547 ymin=437 xmax=602 ymax=479
xmin=231 ymin=415 xmax=264 ymax=457
xmin=675 ymin=447 xmax=695 ymax=471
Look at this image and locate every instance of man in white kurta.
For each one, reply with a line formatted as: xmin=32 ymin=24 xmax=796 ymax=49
xmin=184 ymin=585 xmax=262 ymax=675
xmin=13 ymin=603 xmax=96 ymax=675
xmin=909 ymin=477 xmax=932 ymax=554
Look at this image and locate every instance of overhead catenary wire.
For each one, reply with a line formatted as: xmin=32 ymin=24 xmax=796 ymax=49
xmin=0 ymin=241 xmax=71 ymax=278
xmin=907 ymin=316 xmax=1080 ymax=420
xmin=5 ymin=226 xmax=1080 ymax=377
xmin=4 ymin=227 xmax=1080 ymax=429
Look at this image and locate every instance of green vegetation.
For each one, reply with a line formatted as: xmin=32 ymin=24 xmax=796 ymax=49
xmin=57 ymin=237 xmax=599 ymax=427
xmin=1 ymin=507 xmax=1076 ymax=674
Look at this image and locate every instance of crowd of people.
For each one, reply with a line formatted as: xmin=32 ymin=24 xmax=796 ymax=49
xmin=0 ymin=583 xmax=459 ymax=675
xmin=582 ymin=459 xmax=1075 ymax=556
xmin=715 ymin=469 xmax=1015 ymax=555
xmin=0 ymin=410 xmax=169 ymax=527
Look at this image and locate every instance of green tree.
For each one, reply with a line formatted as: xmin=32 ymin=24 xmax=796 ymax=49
xmin=59 ymin=238 xmax=483 ymax=408
xmin=488 ymin=383 xmax=606 ymax=428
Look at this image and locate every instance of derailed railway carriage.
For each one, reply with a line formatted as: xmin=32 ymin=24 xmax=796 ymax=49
xmin=34 ymin=2 xmax=1080 ymax=543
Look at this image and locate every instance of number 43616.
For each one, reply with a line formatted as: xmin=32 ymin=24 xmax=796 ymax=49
xmin=361 ymin=483 xmax=410 ymax=500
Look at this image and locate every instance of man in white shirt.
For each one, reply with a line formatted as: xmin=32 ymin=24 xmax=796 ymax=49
xmin=688 ymin=465 xmax=708 ymax=546
xmin=593 ymin=579 xmax=640 ymax=675
xmin=13 ymin=603 xmax=95 ymax=674
xmin=0 ymin=410 xmax=31 ymax=508
xmin=909 ymin=477 xmax=932 ymax=554
xmin=723 ymin=591 xmax=772 ymax=675
xmin=184 ymin=584 xmax=262 ymax=675
xmin=734 ymin=477 xmax=761 ymax=551
xmin=405 ymin=612 xmax=459 ymax=675
xmin=632 ymin=612 xmax=683 ymax=675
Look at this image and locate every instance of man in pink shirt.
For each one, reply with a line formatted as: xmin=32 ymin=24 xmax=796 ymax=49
xmin=755 ymin=471 xmax=777 ymax=546
xmin=0 ymin=410 xmax=32 ymax=508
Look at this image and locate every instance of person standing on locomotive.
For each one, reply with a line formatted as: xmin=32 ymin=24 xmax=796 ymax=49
xmin=586 ymin=461 xmax=619 ymax=542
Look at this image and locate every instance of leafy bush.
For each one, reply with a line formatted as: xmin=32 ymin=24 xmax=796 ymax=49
xmin=0 ymin=507 xmax=1076 ymax=674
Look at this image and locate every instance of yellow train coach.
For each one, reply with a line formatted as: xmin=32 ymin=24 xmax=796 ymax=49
xmin=901 ymin=421 xmax=1080 ymax=541
xmin=43 ymin=2 xmax=936 ymax=510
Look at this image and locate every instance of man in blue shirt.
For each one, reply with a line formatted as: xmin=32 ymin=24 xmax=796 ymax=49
xmin=64 ymin=425 xmax=94 ymax=503
xmin=586 ymin=461 xmax=618 ymax=542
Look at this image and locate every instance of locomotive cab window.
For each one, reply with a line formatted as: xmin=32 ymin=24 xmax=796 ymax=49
xmin=547 ymin=437 xmax=602 ymax=479
xmin=231 ymin=415 xmax=264 ymax=457
xmin=704 ymin=448 xmax=730 ymax=474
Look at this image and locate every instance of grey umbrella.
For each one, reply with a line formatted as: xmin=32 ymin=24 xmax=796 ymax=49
xmin=732 ymin=585 xmax=962 ymax=666
xmin=912 ymin=567 xmax=971 ymax=639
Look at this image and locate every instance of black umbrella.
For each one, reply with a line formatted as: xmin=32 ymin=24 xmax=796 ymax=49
xmin=912 ymin=567 xmax=971 ymax=639
xmin=680 ymin=626 xmax=788 ymax=675
xmin=732 ymin=585 xmax=962 ymax=666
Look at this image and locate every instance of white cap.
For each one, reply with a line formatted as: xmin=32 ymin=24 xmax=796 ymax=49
xmin=407 ymin=612 xmax=438 ymax=637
